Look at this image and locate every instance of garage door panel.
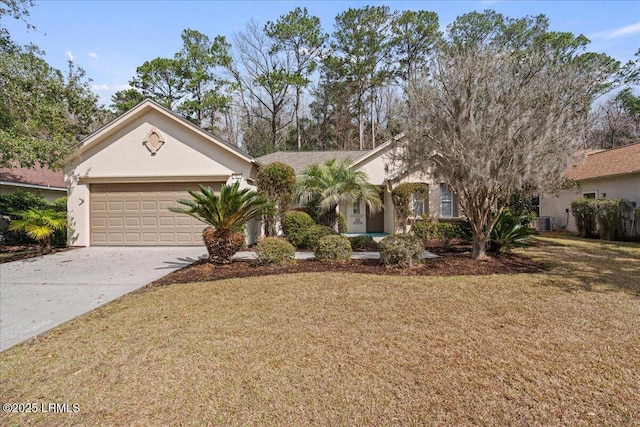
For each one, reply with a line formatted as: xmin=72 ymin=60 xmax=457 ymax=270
xmin=90 ymin=182 xmax=220 ymax=246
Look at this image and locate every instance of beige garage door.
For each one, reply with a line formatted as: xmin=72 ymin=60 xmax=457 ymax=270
xmin=90 ymin=182 xmax=222 ymax=246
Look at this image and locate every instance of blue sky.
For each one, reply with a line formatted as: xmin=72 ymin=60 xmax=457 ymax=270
xmin=4 ymin=1 xmax=639 ymax=106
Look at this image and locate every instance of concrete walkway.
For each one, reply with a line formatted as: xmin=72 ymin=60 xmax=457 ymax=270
xmin=0 ymin=247 xmax=206 ymax=352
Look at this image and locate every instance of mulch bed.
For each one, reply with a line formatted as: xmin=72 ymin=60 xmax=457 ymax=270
xmin=0 ymin=244 xmax=75 ymax=264
xmin=149 ymin=243 xmax=546 ymax=287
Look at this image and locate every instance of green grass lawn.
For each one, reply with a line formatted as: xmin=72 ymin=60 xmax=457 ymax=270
xmin=1 ymin=235 xmax=639 ymax=426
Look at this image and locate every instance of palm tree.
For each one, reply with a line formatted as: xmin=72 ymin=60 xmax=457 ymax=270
xmin=8 ymin=209 xmax=67 ymax=253
xmin=296 ymin=158 xmax=382 ymax=229
xmin=169 ymin=182 xmax=274 ymax=264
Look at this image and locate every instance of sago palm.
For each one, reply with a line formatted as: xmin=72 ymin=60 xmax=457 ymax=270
xmin=296 ymin=158 xmax=382 ymax=229
xmin=169 ymin=182 xmax=274 ymax=264
xmin=8 ymin=209 xmax=67 ymax=253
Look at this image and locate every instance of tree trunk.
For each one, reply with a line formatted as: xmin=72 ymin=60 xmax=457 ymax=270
xmin=471 ymin=232 xmax=489 ymax=259
xmin=202 ymin=226 xmax=245 ymax=264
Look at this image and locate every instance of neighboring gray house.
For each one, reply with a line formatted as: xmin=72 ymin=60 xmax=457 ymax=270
xmin=539 ymin=143 xmax=640 ymax=234
xmin=0 ymin=165 xmax=66 ymax=203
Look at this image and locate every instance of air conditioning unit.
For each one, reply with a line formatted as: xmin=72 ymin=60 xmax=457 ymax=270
xmin=536 ymin=216 xmax=554 ymax=232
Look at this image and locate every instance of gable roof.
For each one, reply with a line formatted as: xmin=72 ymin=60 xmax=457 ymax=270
xmin=565 ymin=143 xmax=640 ymax=181
xmin=74 ymin=99 xmax=258 ymax=165
xmin=257 ymin=150 xmax=365 ymax=173
xmin=256 ymin=133 xmax=406 ymax=173
xmin=0 ymin=165 xmax=66 ymax=190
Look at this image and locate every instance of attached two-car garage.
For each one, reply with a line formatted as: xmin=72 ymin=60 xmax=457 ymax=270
xmin=89 ymin=182 xmax=221 ymax=246
xmin=66 ymin=100 xmax=259 ymax=248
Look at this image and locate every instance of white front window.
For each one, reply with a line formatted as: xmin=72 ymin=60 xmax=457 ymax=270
xmin=412 ymin=194 xmax=425 ymax=217
xmin=353 ymin=199 xmax=361 ymax=215
xmin=440 ymin=184 xmax=454 ymax=217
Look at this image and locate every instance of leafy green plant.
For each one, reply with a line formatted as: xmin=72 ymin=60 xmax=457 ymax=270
xmin=255 ymin=238 xmax=296 ymax=265
xmin=301 ymin=224 xmax=338 ymax=250
xmin=314 ymin=235 xmax=352 ymax=262
xmin=411 ymin=217 xmax=472 ymax=249
xmin=296 ymin=158 xmax=382 ymax=229
xmin=282 ymin=210 xmax=315 ymax=247
xmin=378 ymin=234 xmax=423 ymax=269
xmin=169 ymin=182 xmax=274 ymax=264
xmin=257 ymin=162 xmax=296 ymax=236
xmin=488 ymin=209 xmax=536 ymax=254
xmin=571 ymin=199 xmax=598 ymax=238
xmin=0 ymin=190 xmax=57 ymax=245
xmin=337 ymin=212 xmax=347 ymax=233
xmin=348 ymin=235 xmax=378 ymax=251
xmin=391 ymin=182 xmax=429 ymax=230
xmin=8 ymin=208 xmax=67 ymax=253
xmin=595 ymin=199 xmax=633 ymax=241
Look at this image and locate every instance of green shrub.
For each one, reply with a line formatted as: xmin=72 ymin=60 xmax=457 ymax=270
xmin=488 ymin=209 xmax=535 ymax=254
xmin=301 ymin=224 xmax=338 ymax=250
xmin=0 ymin=190 xmax=52 ymax=245
xmin=337 ymin=212 xmax=347 ymax=233
xmin=410 ymin=218 xmax=432 ymax=241
xmin=391 ymin=182 xmax=429 ymax=227
xmin=571 ymin=199 xmax=598 ymax=238
xmin=595 ymin=199 xmax=633 ymax=241
xmin=282 ymin=210 xmax=315 ymax=247
xmin=349 ymin=235 xmax=378 ymax=251
xmin=378 ymin=234 xmax=423 ymax=269
xmin=314 ymin=235 xmax=352 ymax=261
xmin=411 ymin=218 xmax=471 ymax=249
xmin=255 ymin=238 xmax=296 ymax=265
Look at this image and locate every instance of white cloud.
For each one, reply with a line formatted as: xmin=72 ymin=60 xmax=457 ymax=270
xmin=65 ymin=50 xmax=74 ymax=61
xmin=91 ymin=83 xmax=130 ymax=92
xmin=609 ymin=22 xmax=640 ymax=38
xmin=591 ymin=22 xmax=640 ymax=39
xmin=88 ymin=52 xmax=98 ymax=58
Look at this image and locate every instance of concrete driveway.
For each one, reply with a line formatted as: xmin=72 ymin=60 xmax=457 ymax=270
xmin=0 ymin=246 xmax=206 ymax=352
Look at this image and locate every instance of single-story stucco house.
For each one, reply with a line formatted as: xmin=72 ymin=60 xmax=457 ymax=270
xmin=539 ymin=142 xmax=640 ymax=234
xmin=66 ymin=99 xmax=462 ymax=247
xmin=0 ymin=165 xmax=66 ymax=203
xmin=65 ymin=99 xmax=261 ymax=247
xmin=258 ymin=134 xmax=464 ymax=235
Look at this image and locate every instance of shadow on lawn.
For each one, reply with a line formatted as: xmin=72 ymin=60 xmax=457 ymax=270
xmin=538 ymin=241 xmax=640 ymax=297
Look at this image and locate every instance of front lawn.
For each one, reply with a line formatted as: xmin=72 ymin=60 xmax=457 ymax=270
xmin=1 ymin=235 xmax=638 ymax=425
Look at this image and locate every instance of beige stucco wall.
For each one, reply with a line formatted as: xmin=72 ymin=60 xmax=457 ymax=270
xmin=350 ymin=147 xmax=465 ymax=234
xmin=540 ymin=173 xmax=640 ymax=232
xmin=66 ymin=107 xmax=257 ymax=247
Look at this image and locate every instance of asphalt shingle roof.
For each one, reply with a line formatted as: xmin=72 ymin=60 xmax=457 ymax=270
xmin=565 ymin=143 xmax=640 ymax=181
xmin=257 ymin=150 xmax=367 ymax=173
xmin=0 ymin=165 xmax=66 ymax=188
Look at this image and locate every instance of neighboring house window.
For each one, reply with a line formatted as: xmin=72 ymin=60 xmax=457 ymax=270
xmin=412 ymin=193 xmax=425 ymax=217
xmin=583 ymin=192 xmax=596 ymax=199
xmin=353 ymin=199 xmax=361 ymax=215
xmin=440 ymin=184 xmax=455 ymax=217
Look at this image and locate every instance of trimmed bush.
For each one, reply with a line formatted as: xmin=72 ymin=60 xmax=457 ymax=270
xmin=314 ymin=235 xmax=352 ymax=261
xmin=337 ymin=212 xmax=347 ymax=234
xmin=571 ymin=199 xmax=598 ymax=238
xmin=282 ymin=210 xmax=315 ymax=247
xmin=378 ymin=234 xmax=423 ymax=269
xmin=301 ymin=224 xmax=338 ymax=250
xmin=255 ymin=237 xmax=296 ymax=265
xmin=595 ymin=199 xmax=633 ymax=241
xmin=411 ymin=218 xmax=472 ymax=249
xmin=349 ymin=235 xmax=378 ymax=251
